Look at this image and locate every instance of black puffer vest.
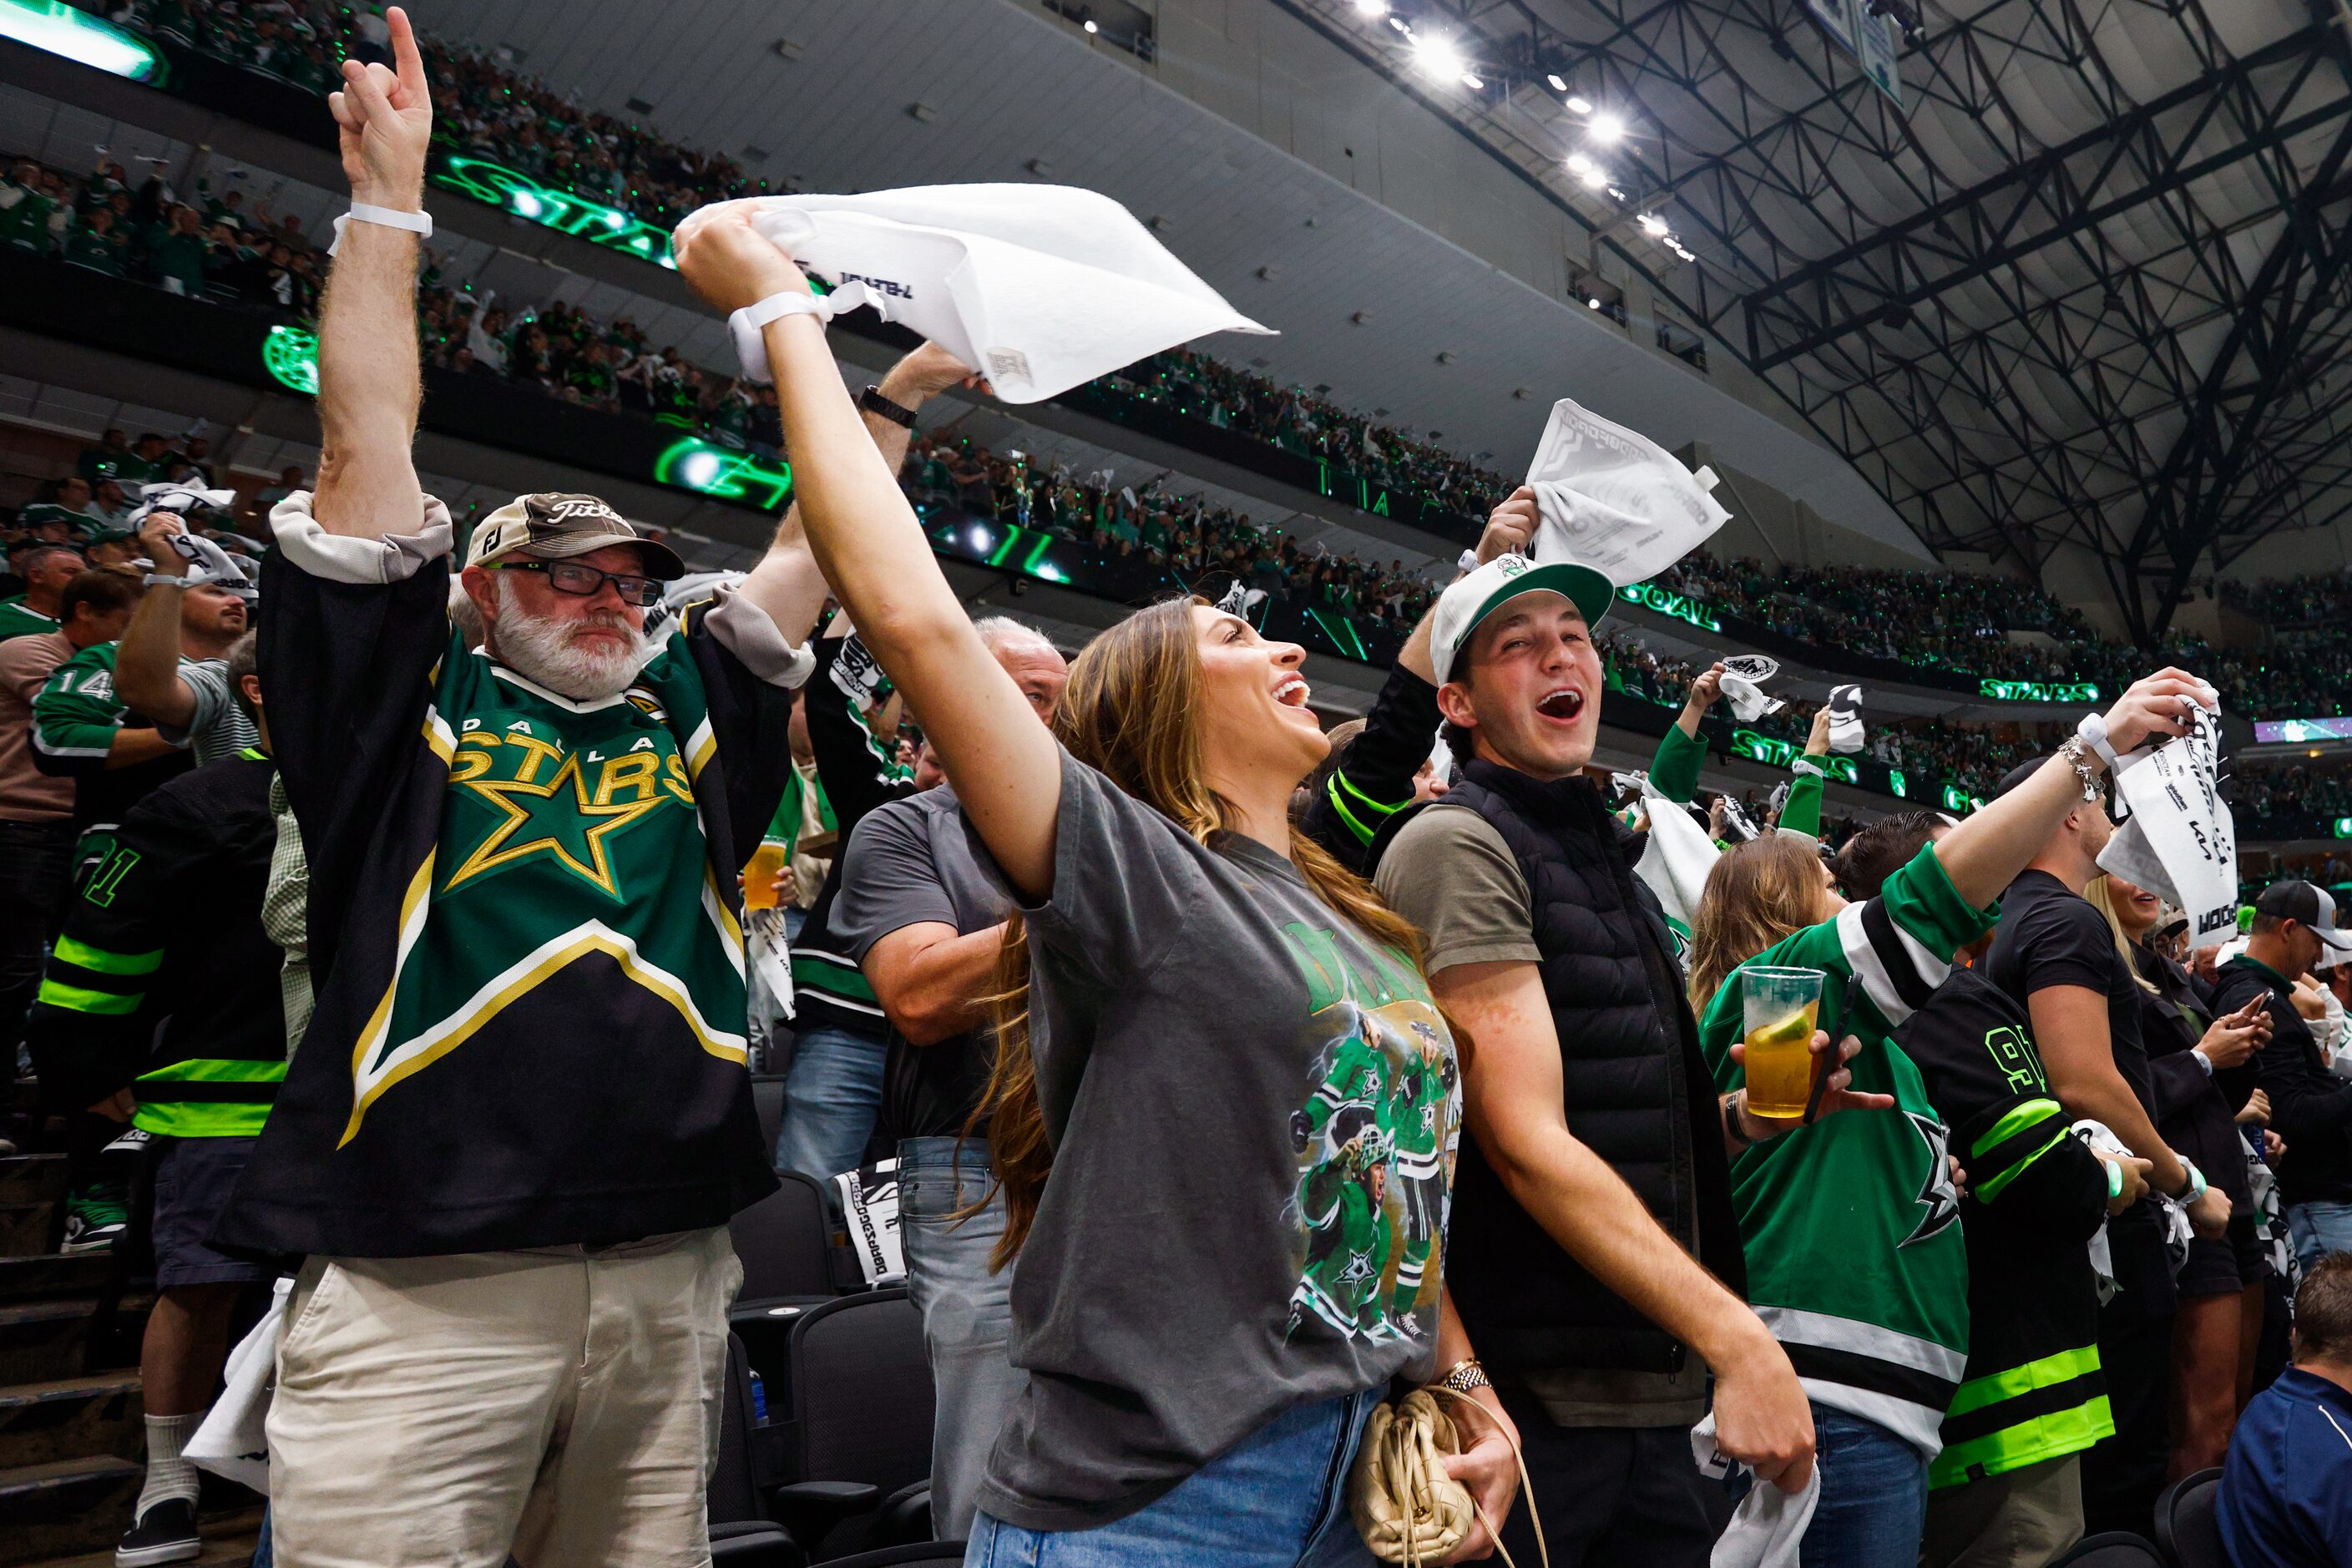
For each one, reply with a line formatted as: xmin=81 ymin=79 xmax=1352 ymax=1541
xmin=1373 ymin=761 xmax=1747 ymax=1376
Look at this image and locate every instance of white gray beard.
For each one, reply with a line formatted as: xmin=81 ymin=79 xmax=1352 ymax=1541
xmin=488 ymin=591 xmax=656 ymax=700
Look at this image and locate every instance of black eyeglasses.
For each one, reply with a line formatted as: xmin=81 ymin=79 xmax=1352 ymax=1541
xmin=482 ymin=559 xmax=663 ymax=608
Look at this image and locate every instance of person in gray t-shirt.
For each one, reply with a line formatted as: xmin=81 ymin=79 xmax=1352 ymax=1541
xmin=675 ymin=243 xmax=1521 ymax=1564
xmin=109 ymin=513 xmax=256 ymax=764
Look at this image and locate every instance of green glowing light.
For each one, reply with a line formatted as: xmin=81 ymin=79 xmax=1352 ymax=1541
xmin=262 ymin=325 xmax=319 ymax=395
xmin=1617 ymin=581 xmax=1722 ymax=632
xmin=2335 ymin=818 xmax=2352 ymax=839
xmin=1942 ymin=784 xmax=1985 ymax=814
xmin=431 ymin=155 xmax=678 ymax=269
xmin=652 ymin=438 xmax=792 ymax=511
xmin=1979 ymin=677 xmax=2100 ymax=703
xmin=1 ymin=0 xmax=160 ymax=79
xmin=1887 ymin=767 xmax=1906 ymax=797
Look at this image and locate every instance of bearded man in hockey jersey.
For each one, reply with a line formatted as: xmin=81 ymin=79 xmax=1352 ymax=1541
xmin=208 ymin=20 xmax=837 ymax=1561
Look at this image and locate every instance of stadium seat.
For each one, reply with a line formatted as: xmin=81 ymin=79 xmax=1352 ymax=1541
xmin=731 ymin=1171 xmax=839 ymax=1301
xmin=2154 ymin=1467 xmax=2227 ymax=1568
xmin=752 ymin=1073 xmax=787 ymax=1160
xmin=769 ymin=1287 xmax=934 ymax=1559
xmin=711 ymin=1333 xmax=802 ymax=1567
xmin=812 ymin=1546 xmax=968 ymax=1568
xmin=2053 ymin=1533 xmax=2167 ymax=1566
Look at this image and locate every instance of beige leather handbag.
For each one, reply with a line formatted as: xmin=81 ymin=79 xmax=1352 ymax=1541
xmin=1347 ymin=1385 xmax=1546 ymax=1568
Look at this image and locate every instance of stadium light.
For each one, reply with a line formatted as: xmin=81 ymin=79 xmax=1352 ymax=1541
xmin=1413 ymin=32 xmax=1466 ymax=80
xmin=1637 ymin=212 xmax=1670 ymax=236
xmin=1461 ymin=72 xmax=1485 ymax=89
xmin=0 ymin=0 xmax=159 ymax=79
xmin=1588 ymin=297 xmax=1604 ymax=310
xmin=1083 ymin=18 xmax=1097 ymax=32
xmin=1565 ymin=94 xmax=1593 ymax=114
xmin=1588 ymin=111 xmax=1626 ymax=143
xmin=1546 ymin=73 xmax=1568 ymax=91
xmin=1388 ymin=14 xmax=1409 ymax=32
xmin=1565 ymin=151 xmax=1593 ymax=174
xmin=1353 ymin=0 xmax=1388 ymax=14
xmin=1577 ymin=165 xmax=1609 ymax=190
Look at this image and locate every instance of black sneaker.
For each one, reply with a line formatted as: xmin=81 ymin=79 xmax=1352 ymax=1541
xmin=116 ymin=1496 xmax=200 ymax=1566
xmin=61 ymin=1186 xmax=128 ymax=1255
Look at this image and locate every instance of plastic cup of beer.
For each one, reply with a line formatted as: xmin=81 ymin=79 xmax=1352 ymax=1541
xmin=742 ymin=839 xmax=788 ymax=912
xmin=1739 ymin=965 xmax=1825 ymax=1121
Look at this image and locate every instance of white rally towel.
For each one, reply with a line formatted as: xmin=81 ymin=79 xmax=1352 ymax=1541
xmin=1717 ymin=654 xmax=1784 ymax=723
xmin=129 ymin=481 xmax=237 ymax=523
xmin=2074 ymin=1118 xmax=2193 ymax=1302
xmin=187 ymin=1274 xmax=291 ymax=1494
xmin=1826 ymin=685 xmax=1865 ymax=753
xmin=1525 ymin=396 xmax=1731 ymax=584
xmin=834 ymin=1158 xmax=905 ymax=1286
xmin=2094 ymin=685 xmax=2235 ymax=950
xmin=747 ymin=904 xmax=795 ymax=1022
xmin=1691 ymin=1409 xmax=1818 ymax=1566
xmin=1636 ymin=780 xmax=1722 ymax=932
xmin=716 ymin=185 xmax=1272 ymax=401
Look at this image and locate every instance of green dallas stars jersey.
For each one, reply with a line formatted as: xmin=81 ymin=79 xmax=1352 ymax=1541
xmin=217 ymin=508 xmax=794 ymax=1257
xmin=1697 ymin=845 xmax=2000 ymax=1459
xmin=0 ymin=594 xmax=60 ymax=642
xmin=29 ymin=640 xmax=190 ymax=844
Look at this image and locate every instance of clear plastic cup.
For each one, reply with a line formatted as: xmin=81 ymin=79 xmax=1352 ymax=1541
xmin=1740 ymin=965 xmax=1825 ymax=1120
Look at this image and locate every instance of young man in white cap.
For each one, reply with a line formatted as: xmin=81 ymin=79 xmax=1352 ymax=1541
xmin=1368 ymin=506 xmax=1853 ymax=1565
xmin=2217 ymin=881 xmax=2352 ymax=1275
xmin=209 ymin=15 xmax=828 ymax=1561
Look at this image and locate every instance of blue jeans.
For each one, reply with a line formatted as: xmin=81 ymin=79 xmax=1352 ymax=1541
xmin=1801 ymin=1406 xmax=1926 ymax=1568
xmin=967 ymin=1390 xmax=1380 ymax=1567
xmin=2289 ymin=1200 xmax=2352 ymax=1277
xmin=773 ymin=1022 xmax=887 ymax=1180
xmin=900 ymin=1136 xmax=1024 ymax=1542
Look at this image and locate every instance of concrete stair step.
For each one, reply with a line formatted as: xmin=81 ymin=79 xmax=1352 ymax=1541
xmin=0 ymin=1297 xmax=151 ymax=1385
xmin=0 ymin=1374 xmax=142 ymax=1470
xmin=0 ymin=1455 xmax=140 ymax=1565
xmin=34 ymin=1526 xmax=262 ymax=1568
xmin=0 ymin=1202 xmax=57 ymax=1260
xmin=0 ymin=1255 xmax=116 ymax=1306
xmin=0 ymin=1156 xmax=63 ymax=1206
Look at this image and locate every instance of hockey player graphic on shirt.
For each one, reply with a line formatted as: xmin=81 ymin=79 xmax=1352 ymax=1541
xmin=1281 ymin=960 xmax=1462 ymax=1348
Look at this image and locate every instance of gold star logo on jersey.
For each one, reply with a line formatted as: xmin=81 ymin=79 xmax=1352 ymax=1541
xmin=444 ymin=745 xmax=670 ymax=898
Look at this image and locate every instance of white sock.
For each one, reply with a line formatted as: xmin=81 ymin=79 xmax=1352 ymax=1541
xmin=137 ymin=1411 xmax=202 ymax=1517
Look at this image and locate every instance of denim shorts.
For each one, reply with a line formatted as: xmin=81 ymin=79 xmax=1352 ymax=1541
xmin=150 ymin=1135 xmax=270 ymax=1287
xmin=967 ymin=1388 xmax=1381 ymax=1568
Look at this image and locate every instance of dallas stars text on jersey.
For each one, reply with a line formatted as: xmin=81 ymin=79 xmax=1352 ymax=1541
xmin=342 ymin=635 xmax=748 ymax=1146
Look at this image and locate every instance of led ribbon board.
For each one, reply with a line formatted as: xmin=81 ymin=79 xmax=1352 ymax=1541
xmin=1730 ymin=729 xmax=1858 ymax=783
xmin=1 ymin=0 xmax=161 ymax=79
xmin=262 ymin=325 xmax=319 ymax=395
xmin=1979 ymin=678 xmax=2102 ymax=703
xmin=653 ymin=439 xmax=793 ymax=511
xmin=2257 ymin=716 xmax=2352 ymax=745
xmin=430 ymin=155 xmax=679 ymax=269
xmin=1618 ymin=581 xmax=1722 ymax=632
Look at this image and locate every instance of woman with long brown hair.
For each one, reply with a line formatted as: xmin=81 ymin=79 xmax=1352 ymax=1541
xmin=2086 ymin=873 xmax=2272 ymax=1475
xmin=675 ymin=209 xmax=1516 ymax=1565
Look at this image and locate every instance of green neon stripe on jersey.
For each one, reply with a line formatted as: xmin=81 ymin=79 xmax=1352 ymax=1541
xmin=1945 ymin=1345 xmax=2102 ymax=1420
xmin=53 ymin=935 xmax=162 ymax=975
xmin=135 ymin=1058 xmax=288 ymax=1083
xmin=1972 ymin=1098 xmax=2064 ymax=1161
xmin=1930 ymin=1393 xmax=2113 ymax=1490
xmin=1970 ymin=1125 xmax=2070 ymax=1206
xmin=35 ymin=978 xmax=140 ymax=1014
xmin=132 ymin=1100 xmax=272 ymax=1137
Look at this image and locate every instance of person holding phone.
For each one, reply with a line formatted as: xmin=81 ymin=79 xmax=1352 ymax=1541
xmin=2087 ymin=873 xmax=2272 ymax=1480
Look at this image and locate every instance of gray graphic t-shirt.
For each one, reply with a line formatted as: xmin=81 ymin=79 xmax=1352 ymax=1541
xmin=973 ymin=750 xmax=1462 ymax=1532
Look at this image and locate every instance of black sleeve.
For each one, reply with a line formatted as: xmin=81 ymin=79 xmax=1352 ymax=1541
xmin=2148 ymin=1050 xmax=2213 ymax=1124
xmin=1300 ymin=658 xmax=1442 ymax=873
xmin=255 ymin=546 xmax=450 ymax=975
xmin=677 ymin=598 xmax=797 ymax=873
xmin=802 ymin=626 xmax=914 ymax=841
xmin=1986 ymin=1132 xmax=2112 ymax=1244
xmin=21 ymin=787 xmax=200 ymax=1111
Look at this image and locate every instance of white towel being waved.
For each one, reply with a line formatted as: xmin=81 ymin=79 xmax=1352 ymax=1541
xmin=1717 ymin=655 xmax=1785 ymax=723
xmin=1691 ymin=1409 xmax=1818 ymax=1566
xmin=1524 ymin=396 xmax=1731 ymax=584
xmin=1635 ymin=779 xmax=1722 ymax=933
xmin=1826 ymin=685 xmax=1865 ymax=753
xmin=2093 ymin=682 xmax=2234 ymax=950
xmin=128 ymin=481 xmax=237 ymax=524
xmin=711 ymin=185 xmax=1272 ymax=402
xmin=2074 ymin=1118 xmax=2193 ymax=1304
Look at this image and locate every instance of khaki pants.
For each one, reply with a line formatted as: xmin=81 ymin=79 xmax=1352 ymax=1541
xmin=267 ymin=1227 xmax=742 ymax=1568
xmin=1920 ymin=1453 xmax=2084 ymax=1568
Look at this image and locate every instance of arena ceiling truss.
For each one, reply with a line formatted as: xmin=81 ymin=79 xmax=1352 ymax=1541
xmin=1279 ymin=0 xmax=2352 ymax=642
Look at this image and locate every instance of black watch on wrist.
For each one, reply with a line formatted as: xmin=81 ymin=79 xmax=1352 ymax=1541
xmin=859 ymin=385 xmax=918 ymax=430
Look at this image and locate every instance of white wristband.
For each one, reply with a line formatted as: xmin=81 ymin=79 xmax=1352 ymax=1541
xmin=328 ymin=202 xmax=432 ymax=255
xmin=2075 ymin=711 xmax=2121 ymax=769
xmin=729 ymin=282 xmax=882 ymax=382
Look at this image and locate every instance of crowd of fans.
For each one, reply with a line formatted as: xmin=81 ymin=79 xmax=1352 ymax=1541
xmin=14 ymin=31 xmax=2352 ymax=1568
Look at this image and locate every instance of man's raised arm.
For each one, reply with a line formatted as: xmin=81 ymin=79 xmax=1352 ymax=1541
xmin=311 ymin=6 xmax=433 ymax=543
